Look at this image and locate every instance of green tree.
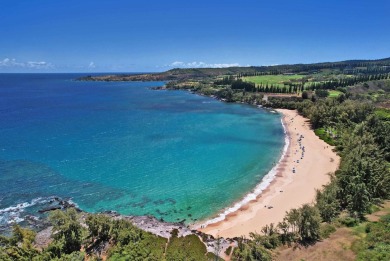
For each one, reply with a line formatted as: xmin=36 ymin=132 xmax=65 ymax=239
xmin=49 ymin=208 xmax=84 ymax=255
xmin=315 ymin=89 xmax=329 ymax=98
xmin=315 ymin=175 xmax=340 ymax=222
xmin=0 ymin=225 xmax=39 ymax=260
xmin=284 ymin=205 xmax=321 ymax=243
xmin=86 ymin=214 xmax=112 ymax=243
xmin=337 ymin=131 xmax=390 ymax=218
xmin=298 ymin=204 xmax=321 ymax=243
xmin=231 ymin=236 xmax=272 ymax=261
xmin=110 ymin=219 xmax=143 ymax=246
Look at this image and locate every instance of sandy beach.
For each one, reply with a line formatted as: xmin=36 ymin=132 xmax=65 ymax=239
xmin=198 ymin=109 xmax=340 ymax=238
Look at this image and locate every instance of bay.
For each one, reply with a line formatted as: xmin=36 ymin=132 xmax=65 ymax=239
xmin=0 ymin=73 xmax=284 ymax=227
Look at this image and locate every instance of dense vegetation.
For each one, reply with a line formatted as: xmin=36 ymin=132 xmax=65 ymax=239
xmin=0 ymin=209 xmax=220 ymax=260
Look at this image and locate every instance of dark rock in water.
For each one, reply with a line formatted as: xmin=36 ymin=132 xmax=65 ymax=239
xmin=166 ymin=198 xmax=176 ymax=205
xmin=38 ymin=198 xmax=79 ymax=214
xmin=101 ymin=210 xmax=119 ymax=216
xmin=153 ymin=199 xmax=165 ymax=205
xmin=156 ymin=209 xmax=169 ymax=216
xmin=188 ymin=214 xmax=192 ymax=217
xmin=150 ymin=86 xmax=166 ymax=90
xmin=59 ymin=200 xmax=75 ymax=209
xmin=38 ymin=206 xmax=62 ymax=213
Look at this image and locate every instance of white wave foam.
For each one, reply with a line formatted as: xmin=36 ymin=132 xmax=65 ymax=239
xmin=0 ymin=197 xmax=52 ymax=224
xmin=197 ymin=116 xmax=290 ymax=228
xmin=67 ymin=199 xmax=79 ymax=209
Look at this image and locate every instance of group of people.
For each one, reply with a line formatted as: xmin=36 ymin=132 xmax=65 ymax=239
xmin=293 ymin=134 xmax=305 ymax=173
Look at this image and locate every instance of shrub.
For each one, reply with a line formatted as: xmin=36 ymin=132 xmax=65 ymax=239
xmin=225 ymin=245 xmax=232 ymax=255
xmin=320 ymin=224 xmax=336 ymax=239
xmin=339 ymin=217 xmax=358 ymax=227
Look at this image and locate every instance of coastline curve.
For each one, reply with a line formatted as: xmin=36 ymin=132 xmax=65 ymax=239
xmin=193 ymin=112 xmax=290 ymax=229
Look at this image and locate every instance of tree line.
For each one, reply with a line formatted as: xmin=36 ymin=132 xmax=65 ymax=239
xmin=306 ymin=73 xmax=390 ymax=90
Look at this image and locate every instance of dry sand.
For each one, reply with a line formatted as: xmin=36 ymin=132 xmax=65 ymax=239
xmin=198 ymin=109 xmax=340 ymax=238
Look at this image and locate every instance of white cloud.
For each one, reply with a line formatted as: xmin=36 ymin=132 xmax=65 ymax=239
xmin=88 ymin=61 xmax=96 ymax=69
xmin=27 ymin=61 xmax=52 ymax=69
xmin=171 ymin=61 xmax=185 ymax=66
xmin=166 ymin=61 xmax=242 ymax=68
xmin=0 ymin=58 xmax=53 ymax=69
xmin=0 ymin=58 xmax=24 ymax=67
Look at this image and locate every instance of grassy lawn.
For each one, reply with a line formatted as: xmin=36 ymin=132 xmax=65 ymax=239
xmin=328 ymin=90 xmax=343 ymax=98
xmin=243 ymin=74 xmax=304 ymax=87
xmin=314 ymin=127 xmax=336 ymax=145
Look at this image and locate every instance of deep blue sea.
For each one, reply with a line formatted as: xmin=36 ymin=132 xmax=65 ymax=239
xmin=0 ymin=73 xmax=284 ymax=230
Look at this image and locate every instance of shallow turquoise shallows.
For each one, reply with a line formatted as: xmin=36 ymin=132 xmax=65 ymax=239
xmin=0 ymin=74 xmax=284 ymax=227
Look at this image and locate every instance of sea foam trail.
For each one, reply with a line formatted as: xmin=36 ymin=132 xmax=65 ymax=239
xmin=0 ymin=198 xmax=44 ymax=224
xmin=197 ymin=115 xmax=289 ymax=228
xmin=0 ymin=197 xmax=69 ymax=225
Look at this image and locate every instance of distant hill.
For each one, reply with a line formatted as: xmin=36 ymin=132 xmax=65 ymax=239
xmin=78 ymin=57 xmax=390 ymax=82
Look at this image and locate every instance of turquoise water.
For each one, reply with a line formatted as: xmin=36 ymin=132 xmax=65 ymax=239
xmin=0 ymin=74 xmax=284 ymax=228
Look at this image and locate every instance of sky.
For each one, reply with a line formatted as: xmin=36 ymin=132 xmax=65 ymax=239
xmin=0 ymin=0 xmax=389 ymax=72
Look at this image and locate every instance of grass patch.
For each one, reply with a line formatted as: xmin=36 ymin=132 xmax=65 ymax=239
xmin=338 ymin=216 xmax=359 ymax=228
xmin=166 ymin=234 xmax=210 ymax=260
xmin=351 ymin=223 xmax=367 ymax=236
xmin=328 ymin=90 xmax=343 ymax=98
xmin=375 ymin=108 xmax=390 ymax=121
xmin=320 ymin=223 xmax=337 ymax=239
xmin=243 ymin=74 xmax=304 ymax=87
xmin=353 ymin=213 xmax=390 ymax=261
xmin=314 ymin=128 xmax=336 ymax=145
xmin=370 ymin=204 xmax=382 ymax=213
xmin=108 ymin=233 xmax=167 ymax=260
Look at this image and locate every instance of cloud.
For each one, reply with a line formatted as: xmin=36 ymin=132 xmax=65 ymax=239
xmin=0 ymin=58 xmax=24 ymax=67
xmin=88 ymin=61 xmax=96 ymax=69
xmin=26 ymin=61 xmax=52 ymax=69
xmin=166 ymin=61 xmax=242 ymax=68
xmin=0 ymin=58 xmax=53 ymax=69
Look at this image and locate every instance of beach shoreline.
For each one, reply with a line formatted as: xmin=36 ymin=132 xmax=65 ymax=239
xmin=196 ymin=109 xmax=340 ymax=238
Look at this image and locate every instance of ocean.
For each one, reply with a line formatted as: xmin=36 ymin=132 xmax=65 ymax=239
xmin=0 ymin=73 xmax=284 ymax=231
